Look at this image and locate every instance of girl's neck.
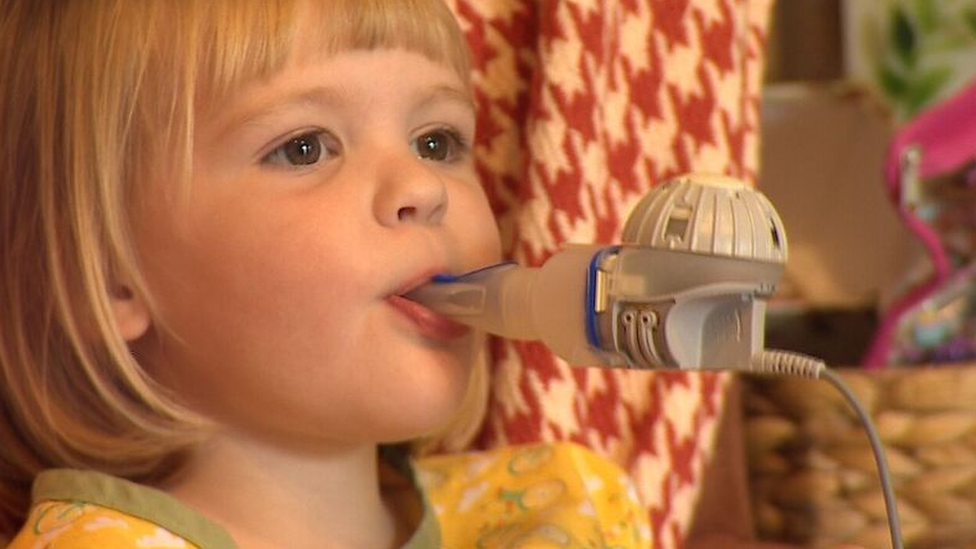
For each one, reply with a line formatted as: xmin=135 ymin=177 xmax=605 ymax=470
xmin=162 ymin=430 xmax=409 ymax=549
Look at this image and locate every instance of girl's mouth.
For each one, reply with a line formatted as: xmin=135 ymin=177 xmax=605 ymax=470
xmin=386 ymin=294 xmax=470 ymax=340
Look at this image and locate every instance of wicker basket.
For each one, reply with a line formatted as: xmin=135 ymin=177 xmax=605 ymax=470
xmin=743 ymin=366 xmax=976 ymax=549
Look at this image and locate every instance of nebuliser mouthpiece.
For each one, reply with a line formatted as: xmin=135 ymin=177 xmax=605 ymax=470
xmin=406 ymin=173 xmax=789 ymax=370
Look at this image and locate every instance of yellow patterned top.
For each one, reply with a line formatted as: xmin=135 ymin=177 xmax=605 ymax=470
xmin=6 ymin=442 xmax=651 ymax=549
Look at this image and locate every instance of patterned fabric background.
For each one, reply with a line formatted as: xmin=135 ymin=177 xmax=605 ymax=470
xmin=445 ymin=1 xmax=773 ymax=546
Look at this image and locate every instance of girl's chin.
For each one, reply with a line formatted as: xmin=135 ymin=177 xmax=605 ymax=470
xmin=378 ymin=370 xmax=474 ymax=441
xmin=350 ymin=329 xmax=484 ymax=443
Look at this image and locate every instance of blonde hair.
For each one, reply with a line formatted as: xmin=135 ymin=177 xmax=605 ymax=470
xmin=0 ymin=0 xmax=475 ymax=535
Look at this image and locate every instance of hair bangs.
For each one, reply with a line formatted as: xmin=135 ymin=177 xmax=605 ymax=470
xmin=314 ymin=0 xmax=472 ymax=86
xmin=195 ymin=0 xmax=471 ymax=110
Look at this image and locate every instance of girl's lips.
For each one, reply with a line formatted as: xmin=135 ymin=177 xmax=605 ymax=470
xmin=393 ymin=268 xmax=446 ymax=297
xmin=386 ymin=294 xmax=470 ymax=340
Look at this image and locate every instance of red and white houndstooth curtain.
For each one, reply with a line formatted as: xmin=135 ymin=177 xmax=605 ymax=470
xmin=446 ymin=1 xmax=773 ymax=546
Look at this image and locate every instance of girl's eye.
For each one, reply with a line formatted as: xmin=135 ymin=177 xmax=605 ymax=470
xmin=262 ymin=131 xmax=337 ymax=167
xmin=413 ymin=129 xmax=468 ymax=163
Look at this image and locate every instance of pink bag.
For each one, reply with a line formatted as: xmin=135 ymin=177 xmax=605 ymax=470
xmin=864 ymin=77 xmax=976 ymax=367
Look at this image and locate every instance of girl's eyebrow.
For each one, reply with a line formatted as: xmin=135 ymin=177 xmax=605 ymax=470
xmin=415 ymin=84 xmax=476 ymax=114
xmin=210 ymin=83 xmax=473 ymax=140
xmin=215 ymin=86 xmax=349 ymax=136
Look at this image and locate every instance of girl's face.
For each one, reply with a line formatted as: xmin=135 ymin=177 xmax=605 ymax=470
xmin=132 ymin=44 xmax=501 ymax=446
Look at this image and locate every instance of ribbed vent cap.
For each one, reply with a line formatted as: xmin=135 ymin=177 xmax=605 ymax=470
xmin=621 ymin=173 xmax=787 ymax=264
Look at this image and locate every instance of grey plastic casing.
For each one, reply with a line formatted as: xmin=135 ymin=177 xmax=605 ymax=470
xmin=406 ymin=174 xmax=789 ymax=370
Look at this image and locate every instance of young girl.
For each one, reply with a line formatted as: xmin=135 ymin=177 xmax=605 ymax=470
xmin=0 ymin=1 xmax=657 ymax=547
xmin=0 ymin=1 xmax=871 ymax=548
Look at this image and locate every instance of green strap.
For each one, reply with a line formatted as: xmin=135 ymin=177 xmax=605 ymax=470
xmin=33 ymin=466 xmax=441 ymax=548
xmin=34 ymin=469 xmax=237 ymax=549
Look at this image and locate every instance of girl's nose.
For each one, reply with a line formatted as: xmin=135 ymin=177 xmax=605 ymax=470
xmin=373 ymin=154 xmax=448 ymax=227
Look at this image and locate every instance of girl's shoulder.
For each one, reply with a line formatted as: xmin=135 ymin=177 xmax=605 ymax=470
xmin=7 ymin=500 xmax=199 ymax=549
xmin=415 ymin=441 xmax=652 ymax=548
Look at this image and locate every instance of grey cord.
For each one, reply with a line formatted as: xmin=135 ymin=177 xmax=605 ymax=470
xmin=821 ymin=368 xmax=904 ymax=549
xmin=751 ymin=350 xmax=905 ymax=549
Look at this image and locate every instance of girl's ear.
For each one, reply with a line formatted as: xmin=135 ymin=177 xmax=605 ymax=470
xmin=110 ymin=285 xmax=152 ymax=341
